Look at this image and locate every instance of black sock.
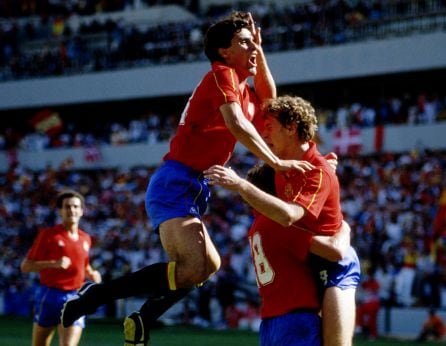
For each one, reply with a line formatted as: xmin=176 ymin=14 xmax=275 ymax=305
xmin=90 ymin=262 xmax=170 ymax=305
xmin=139 ymin=288 xmax=193 ymax=328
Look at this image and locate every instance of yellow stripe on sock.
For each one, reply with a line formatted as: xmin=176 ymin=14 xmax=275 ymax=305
xmin=167 ymin=261 xmax=177 ymax=291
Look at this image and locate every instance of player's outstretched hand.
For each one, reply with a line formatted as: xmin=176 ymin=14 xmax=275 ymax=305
xmin=275 ymin=159 xmax=315 ymax=173
xmin=324 ymin=152 xmax=338 ymax=172
xmin=204 ymin=165 xmax=241 ymax=191
xmin=246 ymin=12 xmax=261 ymax=45
xmin=59 ymin=256 xmax=71 ymax=269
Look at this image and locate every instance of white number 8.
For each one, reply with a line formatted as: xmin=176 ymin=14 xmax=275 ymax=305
xmin=249 ymin=232 xmax=275 ymax=286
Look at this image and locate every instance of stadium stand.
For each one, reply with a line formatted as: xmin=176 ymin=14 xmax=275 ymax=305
xmin=0 ymin=89 xmax=444 ymax=152
xmin=0 ymin=0 xmax=445 ymax=80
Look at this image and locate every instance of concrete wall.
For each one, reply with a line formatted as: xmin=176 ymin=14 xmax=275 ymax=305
xmin=0 ymin=32 xmax=445 ymax=110
xmin=378 ymin=307 xmax=446 ymax=339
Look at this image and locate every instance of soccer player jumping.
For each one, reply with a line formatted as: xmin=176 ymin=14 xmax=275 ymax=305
xmin=61 ymin=12 xmax=313 ymax=346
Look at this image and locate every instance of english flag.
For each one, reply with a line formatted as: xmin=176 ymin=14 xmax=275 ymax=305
xmin=374 ymin=125 xmax=384 ymax=152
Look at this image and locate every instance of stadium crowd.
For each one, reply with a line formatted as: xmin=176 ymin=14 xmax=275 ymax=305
xmin=0 ymin=89 xmax=445 ymax=152
xmin=0 ymin=0 xmax=445 ymax=80
xmin=1 ymin=146 xmax=445 ymax=328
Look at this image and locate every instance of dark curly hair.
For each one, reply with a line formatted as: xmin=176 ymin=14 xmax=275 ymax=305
xmin=204 ymin=11 xmax=251 ymax=63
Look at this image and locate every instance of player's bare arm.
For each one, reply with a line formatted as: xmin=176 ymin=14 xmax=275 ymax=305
xmin=310 ymin=221 xmax=351 ymax=261
xmin=247 ymin=13 xmax=276 ymax=101
xmin=205 ymin=164 xmax=306 ymax=226
xmin=20 ymin=256 xmax=72 ymax=272
xmin=220 ymin=103 xmax=314 ymax=173
xmin=86 ymin=264 xmax=102 ymax=283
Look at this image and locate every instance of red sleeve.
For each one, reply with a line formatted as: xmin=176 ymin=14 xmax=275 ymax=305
xmin=210 ymin=62 xmax=241 ymax=107
xmin=291 ymin=168 xmax=330 ymax=219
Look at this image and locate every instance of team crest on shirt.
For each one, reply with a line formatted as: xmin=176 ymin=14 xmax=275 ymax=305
xmin=83 ymin=241 xmax=90 ymax=252
xmin=58 ymin=239 xmax=65 ymax=247
xmin=283 ymin=183 xmax=293 ymax=200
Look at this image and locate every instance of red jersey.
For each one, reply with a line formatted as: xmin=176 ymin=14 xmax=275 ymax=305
xmin=248 ymin=213 xmax=320 ymax=318
xmin=164 ymin=62 xmax=261 ymax=172
xmin=275 ymin=142 xmax=342 ymax=236
xmin=425 ymin=315 xmax=446 ymax=337
xmin=26 ymin=224 xmax=92 ymax=290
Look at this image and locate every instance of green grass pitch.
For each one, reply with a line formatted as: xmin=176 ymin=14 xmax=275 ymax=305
xmin=0 ymin=316 xmax=440 ymax=346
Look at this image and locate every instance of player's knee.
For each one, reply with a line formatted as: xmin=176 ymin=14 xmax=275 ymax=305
xmin=208 ymin=253 xmax=221 ymax=275
xmin=181 ymin=270 xmax=210 ymax=287
xmin=194 ymin=256 xmax=220 ymax=284
xmin=176 ymin=255 xmax=220 ymax=287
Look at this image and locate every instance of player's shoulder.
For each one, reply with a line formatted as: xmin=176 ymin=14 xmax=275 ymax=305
xmin=309 ymin=151 xmax=337 ymax=177
xmin=78 ymin=228 xmax=92 ymax=241
xmin=198 ymin=64 xmax=232 ymax=91
xmin=34 ymin=225 xmax=61 ymax=242
xmin=302 ymin=163 xmax=339 ymax=189
xmin=211 ymin=62 xmax=240 ymax=83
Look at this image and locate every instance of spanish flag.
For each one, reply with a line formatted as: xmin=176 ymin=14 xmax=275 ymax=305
xmin=30 ymin=109 xmax=63 ymax=137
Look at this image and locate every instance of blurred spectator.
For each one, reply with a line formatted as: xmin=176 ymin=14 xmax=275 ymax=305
xmin=374 ymin=261 xmax=396 ymax=307
xmin=394 ymin=237 xmax=419 ymax=307
xmin=414 ymin=247 xmax=440 ymax=307
xmin=416 ymin=308 xmax=445 ymax=342
xmin=356 ymin=267 xmax=381 ymax=340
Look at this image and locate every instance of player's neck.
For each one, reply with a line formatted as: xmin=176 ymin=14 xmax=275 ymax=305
xmin=64 ymin=223 xmax=79 ymax=239
xmin=68 ymin=231 xmax=79 ymax=241
xmin=284 ymin=141 xmax=309 ymax=160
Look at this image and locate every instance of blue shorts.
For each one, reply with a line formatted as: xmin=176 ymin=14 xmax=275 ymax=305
xmin=146 ymin=160 xmax=211 ymax=230
xmin=260 ymin=311 xmax=322 ymax=346
xmin=310 ymin=246 xmax=361 ymax=297
xmin=34 ymin=285 xmax=85 ymax=328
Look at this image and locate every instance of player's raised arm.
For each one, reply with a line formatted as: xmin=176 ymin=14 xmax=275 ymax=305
xmin=248 ymin=12 xmax=276 ymax=101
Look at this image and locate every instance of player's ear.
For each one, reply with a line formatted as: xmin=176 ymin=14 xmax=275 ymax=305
xmin=218 ymin=47 xmax=229 ymax=61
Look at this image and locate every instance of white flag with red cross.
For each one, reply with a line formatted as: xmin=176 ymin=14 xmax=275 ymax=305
xmin=333 ymin=127 xmax=363 ymax=155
